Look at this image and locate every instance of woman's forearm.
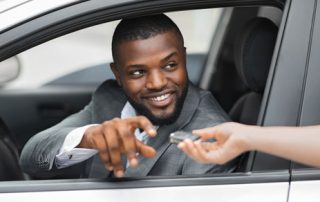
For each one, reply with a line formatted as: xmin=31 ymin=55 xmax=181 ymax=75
xmin=245 ymin=125 xmax=320 ymax=167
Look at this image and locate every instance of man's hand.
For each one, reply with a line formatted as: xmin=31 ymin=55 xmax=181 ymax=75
xmin=77 ymin=116 xmax=157 ymax=177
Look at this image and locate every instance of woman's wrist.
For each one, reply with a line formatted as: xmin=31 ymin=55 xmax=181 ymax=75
xmin=240 ymin=125 xmax=262 ymax=151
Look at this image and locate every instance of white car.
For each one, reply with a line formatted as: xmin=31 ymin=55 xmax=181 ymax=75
xmin=0 ymin=0 xmax=319 ymax=201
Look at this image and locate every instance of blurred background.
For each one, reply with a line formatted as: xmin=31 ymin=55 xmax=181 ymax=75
xmin=6 ymin=8 xmax=222 ymax=89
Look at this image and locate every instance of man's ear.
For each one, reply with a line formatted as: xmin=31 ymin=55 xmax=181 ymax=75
xmin=183 ymin=47 xmax=187 ymax=63
xmin=110 ymin=62 xmax=122 ymax=87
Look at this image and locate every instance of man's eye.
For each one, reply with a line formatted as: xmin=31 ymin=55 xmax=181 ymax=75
xmin=164 ymin=63 xmax=177 ymax=70
xmin=130 ymin=70 xmax=144 ymax=77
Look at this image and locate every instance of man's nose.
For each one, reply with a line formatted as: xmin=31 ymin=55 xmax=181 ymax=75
xmin=146 ymin=70 xmax=168 ymax=90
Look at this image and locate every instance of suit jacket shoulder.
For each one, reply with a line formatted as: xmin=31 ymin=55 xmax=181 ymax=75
xmin=186 ymin=86 xmax=231 ymax=130
xmin=92 ymin=79 xmax=126 ymax=123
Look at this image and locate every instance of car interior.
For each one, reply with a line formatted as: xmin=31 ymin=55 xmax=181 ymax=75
xmin=0 ymin=5 xmax=283 ymax=181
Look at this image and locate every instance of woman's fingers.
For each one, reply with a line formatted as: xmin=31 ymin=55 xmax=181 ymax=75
xmin=192 ymin=127 xmax=218 ymax=139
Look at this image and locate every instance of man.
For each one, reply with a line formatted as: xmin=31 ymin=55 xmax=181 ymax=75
xmin=20 ymin=14 xmax=236 ymax=178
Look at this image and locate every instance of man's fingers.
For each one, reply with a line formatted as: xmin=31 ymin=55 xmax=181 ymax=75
xmin=136 ymin=140 xmax=156 ymax=158
xmin=117 ymin=127 xmax=139 ymax=167
xmin=92 ymin=133 xmax=113 ymax=170
xmin=104 ymin=128 xmax=123 ymax=175
xmin=130 ymin=116 xmax=157 ymax=137
xmin=113 ymin=164 xmax=124 ymax=178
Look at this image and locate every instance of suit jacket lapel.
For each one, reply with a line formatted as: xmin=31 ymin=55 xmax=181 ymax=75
xmin=124 ymin=83 xmax=200 ymax=177
xmin=89 ymin=80 xmax=126 ymax=177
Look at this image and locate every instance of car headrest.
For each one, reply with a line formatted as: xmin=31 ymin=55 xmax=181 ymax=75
xmin=234 ymin=17 xmax=278 ymax=93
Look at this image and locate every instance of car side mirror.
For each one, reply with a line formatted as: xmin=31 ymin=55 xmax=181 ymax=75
xmin=0 ymin=56 xmax=21 ymax=85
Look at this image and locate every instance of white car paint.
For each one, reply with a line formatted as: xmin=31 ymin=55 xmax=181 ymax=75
xmin=0 ymin=182 xmax=288 ymax=202
xmin=289 ymin=180 xmax=320 ymax=202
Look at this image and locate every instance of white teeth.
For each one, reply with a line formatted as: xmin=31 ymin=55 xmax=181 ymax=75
xmin=151 ymin=94 xmax=170 ymax=102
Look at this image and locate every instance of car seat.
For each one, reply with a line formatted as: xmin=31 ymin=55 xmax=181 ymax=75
xmin=0 ymin=118 xmax=25 ymax=180
xmin=229 ymin=17 xmax=278 ymax=124
xmin=229 ymin=17 xmax=278 ymax=172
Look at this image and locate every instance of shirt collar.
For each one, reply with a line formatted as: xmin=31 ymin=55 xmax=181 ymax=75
xmin=121 ymin=101 xmax=137 ymax=119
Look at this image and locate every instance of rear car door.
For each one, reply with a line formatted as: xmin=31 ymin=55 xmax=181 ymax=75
xmin=288 ymin=0 xmax=320 ymax=201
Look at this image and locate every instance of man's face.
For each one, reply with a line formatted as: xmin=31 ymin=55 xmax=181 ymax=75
xmin=111 ymin=31 xmax=188 ymax=125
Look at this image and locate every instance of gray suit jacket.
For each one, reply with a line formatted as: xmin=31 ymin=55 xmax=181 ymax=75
xmin=20 ymin=80 xmax=238 ymax=178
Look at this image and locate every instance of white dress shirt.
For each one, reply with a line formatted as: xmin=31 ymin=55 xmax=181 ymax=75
xmin=55 ymin=102 xmax=153 ymax=169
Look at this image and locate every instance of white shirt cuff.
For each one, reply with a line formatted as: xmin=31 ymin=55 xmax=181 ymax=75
xmin=55 ymin=124 xmax=98 ymax=169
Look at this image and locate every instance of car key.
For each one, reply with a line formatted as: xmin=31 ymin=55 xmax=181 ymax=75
xmin=170 ymin=130 xmax=200 ymax=144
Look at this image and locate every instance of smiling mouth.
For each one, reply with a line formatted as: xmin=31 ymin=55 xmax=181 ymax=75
xmin=150 ymin=93 xmax=170 ymax=102
xmin=146 ymin=92 xmax=174 ymax=108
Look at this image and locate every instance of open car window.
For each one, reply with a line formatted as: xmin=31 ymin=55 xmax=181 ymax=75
xmin=0 ymin=2 xmax=302 ymax=201
xmin=0 ymin=4 xmax=285 ymax=180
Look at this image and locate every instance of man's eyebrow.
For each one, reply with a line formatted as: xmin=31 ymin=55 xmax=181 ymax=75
xmin=126 ymin=52 xmax=178 ymax=69
xmin=161 ymin=52 xmax=178 ymax=63
xmin=127 ymin=64 xmax=145 ymax=69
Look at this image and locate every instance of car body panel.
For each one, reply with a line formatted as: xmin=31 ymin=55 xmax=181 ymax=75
xmin=290 ymin=169 xmax=320 ymax=202
xmin=0 ymin=182 xmax=288 ymax=202
xmin=0 ymin=172 xmax=290 ymax=201
xmin=289 ymin=180 xmax=320 ymax=202
xmin=289 ymin=0 xmax=320 ymax=194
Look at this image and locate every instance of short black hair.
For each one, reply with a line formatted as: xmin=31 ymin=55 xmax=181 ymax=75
xmin=111 ymin=14 xmax=184 ymax=62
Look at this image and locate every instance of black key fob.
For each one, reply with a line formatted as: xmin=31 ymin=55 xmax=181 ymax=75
xmin=170 ymin=131 xmax=200 ymax=144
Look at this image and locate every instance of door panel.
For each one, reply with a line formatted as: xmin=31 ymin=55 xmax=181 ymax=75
xmin=0 ymin=86 xmax=94 ymax=151
xmin=289 ymin=0 xmax=320 ymax=200
xmin=0 ymin=182 xmax=289 ymax=202
xmin=0 ymin=172 xmax=290 ymax=202
xmin=289 ymin=180 xmax=320 ymax=202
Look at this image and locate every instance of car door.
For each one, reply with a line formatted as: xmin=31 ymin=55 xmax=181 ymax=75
xmin=0 ymin=0 xmax=302 ymax=201
xmin=288 ymin=0 xmax=320 ymax=201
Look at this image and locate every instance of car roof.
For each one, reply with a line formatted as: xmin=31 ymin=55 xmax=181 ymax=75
xmin=0 ymin=0 xmax=81 ymax=32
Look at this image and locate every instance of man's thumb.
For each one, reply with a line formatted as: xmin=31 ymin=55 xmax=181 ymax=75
xmin=136 ymin=140 xmax=156 ymax=158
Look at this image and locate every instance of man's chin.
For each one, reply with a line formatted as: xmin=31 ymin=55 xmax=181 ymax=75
xmin=135 ymin=105 xmax=178 ymax=125
xmin=148 ymin=113 xmax=178 ymax=126
xmin=127 ymin=92 xmax=186 ymax=126
xmin=130 ymin=100 xmax=180 ymax=125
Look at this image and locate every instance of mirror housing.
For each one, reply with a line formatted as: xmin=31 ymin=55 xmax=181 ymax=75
xmin=0 ymin=56 xmax=21 ymax=86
